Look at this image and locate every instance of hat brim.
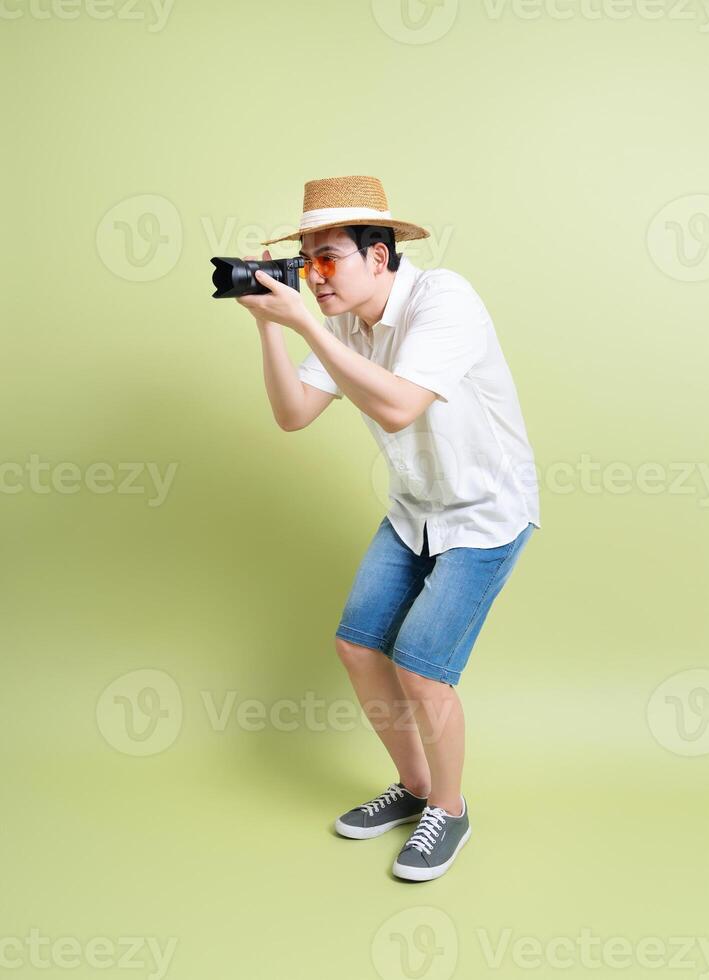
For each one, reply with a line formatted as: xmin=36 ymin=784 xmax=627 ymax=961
xmin=261 ymin=218 xmax=430 ymax=247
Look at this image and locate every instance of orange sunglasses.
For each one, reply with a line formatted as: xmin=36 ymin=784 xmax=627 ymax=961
xmin=298 ymin=246 xmax=368 ymax=280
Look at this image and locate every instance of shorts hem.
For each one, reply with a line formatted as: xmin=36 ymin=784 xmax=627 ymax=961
xmin=391 ymin=647 xmax=461 ymax=686
xmin=335 ymin=624 xmax=393 ymax=658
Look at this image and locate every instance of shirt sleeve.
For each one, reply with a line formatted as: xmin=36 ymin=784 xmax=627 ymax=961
xmin=391 ymin=279 xmax=488 ymax=404
xmin=296 ymin=318 xmax=344 ymax=399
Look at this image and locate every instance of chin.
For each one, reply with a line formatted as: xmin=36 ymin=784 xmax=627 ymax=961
xmin=322 ymin=297 xmax=346 ymax=313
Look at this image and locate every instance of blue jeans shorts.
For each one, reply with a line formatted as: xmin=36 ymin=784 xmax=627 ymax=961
xmin=335 ymin=516 xmax=536 ymax=687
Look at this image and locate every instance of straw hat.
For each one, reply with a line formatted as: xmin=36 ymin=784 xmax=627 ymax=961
xmin=260 ymin=175 xmax=430 ymax=246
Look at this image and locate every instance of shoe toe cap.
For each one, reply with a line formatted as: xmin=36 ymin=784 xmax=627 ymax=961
xmin=395 ymin=846 xmax=429 ymax=869
xmin=338 ymin=809 xmax=367 ymax=828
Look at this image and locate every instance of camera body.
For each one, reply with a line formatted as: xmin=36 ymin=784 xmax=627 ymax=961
xmin=210 ymin=256 xmax=305 ymax=298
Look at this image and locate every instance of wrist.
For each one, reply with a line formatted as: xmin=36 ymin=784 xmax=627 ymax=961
xmin=294 ymin=309 xmax=320 ymax=339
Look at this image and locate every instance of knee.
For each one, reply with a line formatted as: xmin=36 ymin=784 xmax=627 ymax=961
xmin=393 ymin=662 xmax=437 ymax=697
xmin=335 ymin=635 xmax=377 ymax=669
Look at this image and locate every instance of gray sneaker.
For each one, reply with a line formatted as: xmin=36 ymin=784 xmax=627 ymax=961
xmin=334 ymin=782 xmax=428 ymax=839
xmin=392 ymin=796 xmax=472 ymax=880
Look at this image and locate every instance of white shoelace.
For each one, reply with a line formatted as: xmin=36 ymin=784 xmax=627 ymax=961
xmin=404 ymin=805 xmax=448 ymax=854
xmin=359 ymin=783 xmax=405 ymax=815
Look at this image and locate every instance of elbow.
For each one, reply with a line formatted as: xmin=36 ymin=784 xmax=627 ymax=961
xmin=380 ymin=409 xmax=409 ymax=434
xmin=278 ymin=417 xmax=303 ymax=432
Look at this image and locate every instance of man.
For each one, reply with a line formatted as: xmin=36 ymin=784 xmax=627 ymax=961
xmin=236 ymin=175 xmax=541 ymax=881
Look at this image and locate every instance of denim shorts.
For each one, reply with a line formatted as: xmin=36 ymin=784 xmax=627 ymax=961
xmin=335 ymin=516 xmax=536 ymax=687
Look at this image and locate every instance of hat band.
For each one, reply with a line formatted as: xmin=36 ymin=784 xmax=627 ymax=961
xmin=299 ymin=206 xmax=393 ymax=231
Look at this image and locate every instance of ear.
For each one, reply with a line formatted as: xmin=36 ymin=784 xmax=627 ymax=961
xmin=371 ymin=241 xmax=390 ymax=272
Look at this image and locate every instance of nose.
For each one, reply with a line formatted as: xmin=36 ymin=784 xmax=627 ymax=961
xmin=306 ymin=263 xmax=327 ymax=288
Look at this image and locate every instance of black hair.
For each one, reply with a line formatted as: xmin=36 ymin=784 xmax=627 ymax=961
xmin=341 ymin=225 xmax=401 ymax=272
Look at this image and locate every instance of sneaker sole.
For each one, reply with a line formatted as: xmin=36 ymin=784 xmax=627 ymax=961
xmin=392 ymin=824 xmax=472 ymax=880
xmin=334 ymin=812 xmax=423 ymax=839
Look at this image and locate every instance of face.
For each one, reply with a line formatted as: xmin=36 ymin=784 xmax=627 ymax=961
xmin=299 ymin=228 xmax=388 ymax=316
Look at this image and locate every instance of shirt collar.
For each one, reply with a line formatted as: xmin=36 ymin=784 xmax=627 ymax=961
xmin=349 ymin=254 xmax=418 ymax=336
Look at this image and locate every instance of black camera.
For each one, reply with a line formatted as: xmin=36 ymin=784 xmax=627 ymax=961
xmin=210 ymin=256 xmax=306 ymax=298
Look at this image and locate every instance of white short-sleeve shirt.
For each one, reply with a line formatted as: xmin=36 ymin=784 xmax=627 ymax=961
xmin=297 ymin=254 xmax=541 ymax=554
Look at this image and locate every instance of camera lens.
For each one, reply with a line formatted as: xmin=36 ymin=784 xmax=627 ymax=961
xmin=210 ymin=256 xmax=305 ymax=298
xmin=233 ymin=260 xmax=286 ymax=294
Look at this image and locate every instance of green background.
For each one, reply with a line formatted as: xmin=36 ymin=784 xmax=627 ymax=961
xmin=2 ymin=1 xmax=708 ymax=977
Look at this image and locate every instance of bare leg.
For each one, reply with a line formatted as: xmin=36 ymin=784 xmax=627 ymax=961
xmin=393 ymin=664 xmax=465 ymax=816
xmin=335 ymin=638 xmax=431 ymax=797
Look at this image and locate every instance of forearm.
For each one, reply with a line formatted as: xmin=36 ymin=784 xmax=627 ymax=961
xmin=256 ymin=321 xmax=306 ymax=429
xmin=297 ymin=312 xmax=403 ymax=430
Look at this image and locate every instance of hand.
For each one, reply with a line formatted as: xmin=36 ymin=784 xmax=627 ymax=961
xmin=235 ymin=249 xmax=309 ymax=334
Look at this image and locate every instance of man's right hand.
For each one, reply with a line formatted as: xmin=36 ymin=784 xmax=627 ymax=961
xmin=239 ymin=250 xmax=274 ymax=328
